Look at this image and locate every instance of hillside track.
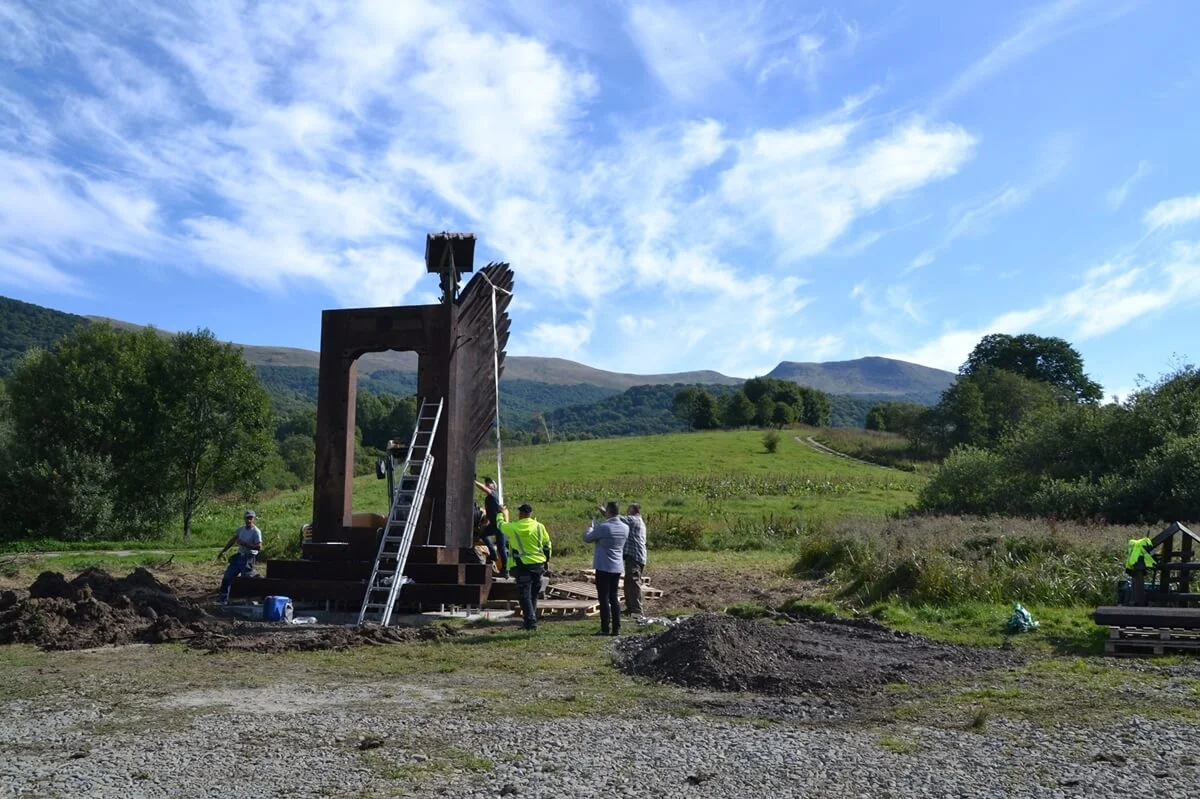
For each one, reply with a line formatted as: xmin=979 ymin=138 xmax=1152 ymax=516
xmin=796 ymin=435 xmax=896 ymax=470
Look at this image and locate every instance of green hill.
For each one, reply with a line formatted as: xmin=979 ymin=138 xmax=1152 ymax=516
xmin=0 ymin=297 xmax=89 ymax=375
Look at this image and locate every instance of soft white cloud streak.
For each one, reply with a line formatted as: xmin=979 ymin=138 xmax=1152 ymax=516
xmin=909 ymin=134 xmax=1072 ymax=271
xmin=1107 ymin=160 xmax=1151 ymax=210
xmin=1144 ymin=194 xmax=1200 ymax=231
xmin=892 ymin=240 xmax=1200 ymax=371
xmin=935 ymin=0 xmax=1137 ymax=110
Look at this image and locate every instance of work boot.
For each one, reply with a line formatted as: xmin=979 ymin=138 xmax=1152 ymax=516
xmin=594 ymin=629 xmax=609 ymax=636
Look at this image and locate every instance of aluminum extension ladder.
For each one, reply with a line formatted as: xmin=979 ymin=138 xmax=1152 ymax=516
xmin=356 ymin=397 xmax=443 ymax=626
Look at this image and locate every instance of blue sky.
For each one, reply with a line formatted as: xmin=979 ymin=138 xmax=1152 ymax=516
xmin=1 ymin=0 xmax=1198 ymax=395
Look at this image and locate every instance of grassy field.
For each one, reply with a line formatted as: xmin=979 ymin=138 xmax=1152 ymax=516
xmin=1 ymin=429 xmax=920 ymax=562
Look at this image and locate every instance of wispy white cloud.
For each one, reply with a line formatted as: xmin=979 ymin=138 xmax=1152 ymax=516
xmin=1107 ymin=160 xmax=1151 ymax=210
xmin=515 ymin=312 xmax=595 ymax=360
xmin=908 ymin=135 xmax=1072 ymax=271
xmin=1 ymin=0 xmax=986 ymax=377
xmin=0 ymin=248 xmax=83 ymax=294
xmin=1144 ymin=194 xmax=1200 ymax=231
xmin=722 ymin=120 xmax=976 ymax=260
xmin=626 ymin=1 xmax=854 ymax=103
xmin=892 ymin=239 xmax=1200 ymax=371
xmin=935 ymin=0 xmax=1137 ymax=111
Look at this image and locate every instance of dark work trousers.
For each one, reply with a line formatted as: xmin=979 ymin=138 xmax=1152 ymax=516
xmin=514 ymin=564 xmax=545 ymax=629
xmin=623 ymin=559 xmax=644 ymax=615
xmin=595 ymin=570 xmax=622 ymax=635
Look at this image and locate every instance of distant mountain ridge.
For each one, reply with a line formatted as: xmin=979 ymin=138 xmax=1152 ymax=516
xmin=3 ymin=296 xmax=955 ymax=400
xmin=768 ymin=357 xmax=954 ymax=404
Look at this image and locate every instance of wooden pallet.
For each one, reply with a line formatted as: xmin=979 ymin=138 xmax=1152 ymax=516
xmin=1106 ymin=626 xmax=1200 ymax=656
xmin=487 ymin=598 xmax=600 ymax=618
xmin=573 ymin=575 xmax=664 ymax=599
xmin=548 ymin=581 xmax=600 ymax=600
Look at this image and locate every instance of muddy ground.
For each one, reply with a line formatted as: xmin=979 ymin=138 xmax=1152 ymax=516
xmin=0 ymin=568 xmax=451 ymax=652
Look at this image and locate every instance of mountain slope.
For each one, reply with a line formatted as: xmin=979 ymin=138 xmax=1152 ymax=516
xmin=4 ymin=295 xmax=951 ymax=401
xmin=1 ymin=297 xmax=89 ymax=375
xmin=768 ymin=357 xmax=954 ymax=403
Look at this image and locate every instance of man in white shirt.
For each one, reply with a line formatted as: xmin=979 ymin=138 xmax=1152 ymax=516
xmin=217 ymin=510 xmax=263 ymax=603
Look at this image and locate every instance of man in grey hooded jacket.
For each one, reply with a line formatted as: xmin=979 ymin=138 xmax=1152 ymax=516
xmin=585 ymin=501 xmax=629 ymax=636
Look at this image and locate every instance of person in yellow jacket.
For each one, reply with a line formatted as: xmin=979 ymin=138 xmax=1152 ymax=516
xmin=499 ymin=503 xmax=552 ymax=631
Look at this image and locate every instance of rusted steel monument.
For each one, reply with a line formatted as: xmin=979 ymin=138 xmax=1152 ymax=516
xmin=232 ymin=233 xmax=514 ymax=609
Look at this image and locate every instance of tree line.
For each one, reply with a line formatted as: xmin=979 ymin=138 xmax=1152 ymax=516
xmin=864 ymin=333 xmax=1200 ymax=523
xmin=672 ymin=377 xmax=833 ymax=430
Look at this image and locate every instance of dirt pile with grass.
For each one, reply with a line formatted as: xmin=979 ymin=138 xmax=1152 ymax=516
xmin=614 ymin=613 xmax=1019 ymax=702
xmin=0 ymin=568 xmax=455 ymax=652
xmin=0 ymin=567 xmax=206 ymax=650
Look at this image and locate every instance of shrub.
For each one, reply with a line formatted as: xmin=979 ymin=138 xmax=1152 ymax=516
xmin=917 ymin=446 xmax=1011 ymax=514
xmin=0 ymin=448 xmax=116 ymax=542
xmin=791 ymin=516 xmax=1129 ymax=607
xmin=644 ymin=511 xmax=704 ymax=550
xmin=763 ymin=430 xmax=780 ymax=453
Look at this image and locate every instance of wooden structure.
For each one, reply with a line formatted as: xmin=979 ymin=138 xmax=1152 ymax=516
xmin=232 ymin=233 xmax=514 ymax=609
xmin=1093 ymin=522 xmax=1200 ymax=656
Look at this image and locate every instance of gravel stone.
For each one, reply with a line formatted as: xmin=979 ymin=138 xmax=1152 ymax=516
xmin=2 ymin=679 xmax=1198 ymax=798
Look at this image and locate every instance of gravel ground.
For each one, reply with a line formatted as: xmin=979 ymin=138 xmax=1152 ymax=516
xmin=2 ymin=679 xmax=1197 ymax=799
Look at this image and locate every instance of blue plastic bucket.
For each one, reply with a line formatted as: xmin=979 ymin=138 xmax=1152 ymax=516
xmin=264 ymin=595 xmax=292 ymax=622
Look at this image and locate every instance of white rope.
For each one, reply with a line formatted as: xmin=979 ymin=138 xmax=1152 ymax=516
xmin=478 ymin=270 xmax=509 ymax=507
xmin=489 ymin=284 xmax=504 ymax=507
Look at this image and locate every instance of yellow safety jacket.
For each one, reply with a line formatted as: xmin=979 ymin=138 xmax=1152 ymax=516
xmin=499 ymin=517 xmax=552 ymax=567
xmin=1125 ymin=537 xmax=1156 ymax=570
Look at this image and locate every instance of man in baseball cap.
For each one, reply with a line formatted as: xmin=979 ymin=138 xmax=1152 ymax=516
xmin=498 ymin=502 xmax=552 ymax=630
xmin=217 ymin=511 xmax=263 ymax=603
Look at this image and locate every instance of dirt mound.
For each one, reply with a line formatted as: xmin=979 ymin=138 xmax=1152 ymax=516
xmin=0 ymin=568 xmax=455 ymax=653
xmin=1 ymin=567 xmax=207 ymax=650
xmin=614 ymin=613 xmax=1018 ymax=701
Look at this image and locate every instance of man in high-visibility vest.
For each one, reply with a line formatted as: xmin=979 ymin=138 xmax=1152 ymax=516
xmin=499 ymin=503 xmax=552 ymax=631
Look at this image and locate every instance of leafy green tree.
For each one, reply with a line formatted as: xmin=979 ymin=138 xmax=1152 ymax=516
xmin=5 ymin=324 xmax=175 ymax=536
xmin=723 ymin=391 xmax=755 ymax=428
xmin=799 ymin=388 xmax=832 ymax=427
xmin=152 ymin=331 xmax=274 ymax=539
xmin=691 ymin=390 xmax=722 ymax=430
xmin=962 ymin=333 xmax=1102 ymax=403
xmin=754 ymin=395 xmax=774 ymax=427
xmin=938 ymin=379 xmax=988 ymax=450
xmin=671 ymin=387 xmax=701 ymax=424
xmin=278 ymin=433 xmax=316 ymax=484
xmin=972 ymin=367 xmax=1058 ymax=443
xmin=865 ymin=401 xmax=925 ymax=435
xmin=772 ymin=401 xmax=797 ymax=428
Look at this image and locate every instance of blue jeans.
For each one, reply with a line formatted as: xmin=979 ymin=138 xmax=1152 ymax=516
xmin=219 ymin=552 xmax=256 ymax=600
xmin=481 ymin=529 xmax=508 ymax=573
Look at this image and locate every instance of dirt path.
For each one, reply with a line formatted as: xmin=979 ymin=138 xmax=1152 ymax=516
xmin=796 ymin=435 xmax=895 ymax=469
